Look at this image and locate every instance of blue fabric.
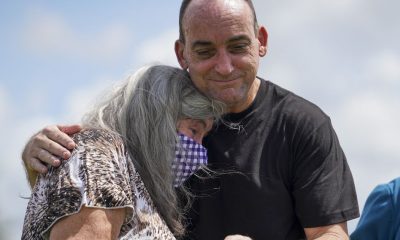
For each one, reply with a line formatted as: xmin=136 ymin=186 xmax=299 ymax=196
xmin=351 ymin=177 xmax=400 ymax=240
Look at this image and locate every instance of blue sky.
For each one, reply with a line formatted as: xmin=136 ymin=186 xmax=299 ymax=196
xmin=1 ymin=1 xmax=400 ymax=239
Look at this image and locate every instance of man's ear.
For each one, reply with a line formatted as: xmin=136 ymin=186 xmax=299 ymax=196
xmin=175 ymin=40 xmax=188 ymax=69
xmin=257 ymin=26 xmax=268 ymax=57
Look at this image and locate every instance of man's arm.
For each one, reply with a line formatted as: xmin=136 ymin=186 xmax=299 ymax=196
xmin=304 ymin=222 xmax=349 ymax=240
xmin=224 ymin=235 xmax=252 ymax=240
xmin=22 ymin=124 xmax=81 ymax=187
xmin=49 ymin=206 xmax=125 ymax=240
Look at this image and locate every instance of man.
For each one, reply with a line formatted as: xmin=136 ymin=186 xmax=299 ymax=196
xmin=22 ymin=0 xmax=359 ymax=239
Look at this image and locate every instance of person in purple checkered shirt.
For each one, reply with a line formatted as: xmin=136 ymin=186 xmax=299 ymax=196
xmin=22 ymin=0 xmax=359 ymax=239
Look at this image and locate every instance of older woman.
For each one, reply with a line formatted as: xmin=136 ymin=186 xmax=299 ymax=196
xmin=21 ymin=65 xmax=224 ymax=239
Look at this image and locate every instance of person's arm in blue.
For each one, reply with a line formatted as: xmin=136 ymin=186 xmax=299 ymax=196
xmin=351 ymin=177 xmax=400 ymax=240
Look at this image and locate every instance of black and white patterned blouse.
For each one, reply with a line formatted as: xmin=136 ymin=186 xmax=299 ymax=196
xmin=22 ymin=129 xmax=175 ymax=240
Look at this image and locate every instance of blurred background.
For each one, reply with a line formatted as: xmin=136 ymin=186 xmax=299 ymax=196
xmin=0 ymin=1 xmax=399 ymax=239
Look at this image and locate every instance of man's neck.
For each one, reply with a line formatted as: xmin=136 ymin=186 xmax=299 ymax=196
xmin=227 ymin=77 xmax=261 ymax=113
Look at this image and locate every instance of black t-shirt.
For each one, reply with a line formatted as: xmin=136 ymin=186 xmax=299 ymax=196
xmin=181 ymin=79 xmax=359 ymax=240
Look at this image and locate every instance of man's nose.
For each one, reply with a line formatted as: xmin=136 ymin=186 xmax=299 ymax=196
xmin=214 ymin=50 xmax=234 ymax=75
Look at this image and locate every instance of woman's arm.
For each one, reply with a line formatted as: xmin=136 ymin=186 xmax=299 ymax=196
xmin=50 ymin=206 xmax=126 ymax=240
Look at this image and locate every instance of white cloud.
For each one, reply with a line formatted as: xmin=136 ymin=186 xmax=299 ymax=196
xmin=62 ymin=77 xmax=115 ymax=123
xmin=136 ymin=28 xmax=180 ymax=66
xmin=260 ymin=60 xmax=299 ymax=90
xmin=25 ymin=89 xmax=50 ymax=114
xmin=318 ymin=0 xmax=360 ymax=11
xmin=0 ymin=85 xmax=9 ymax=125
xmin=22 ymin=6 xmax=132 ymax=63
xmin=255 ymin=0 xmax=362 ymax=25
xmin=338 ymin=92 xmax=400 ymax=158
xmin=366 ymin=51 xmax=400 ymax=84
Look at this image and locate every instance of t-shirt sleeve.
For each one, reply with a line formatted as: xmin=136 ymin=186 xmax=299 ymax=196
xmin=22 ymin=130 xmax=135 ymax=239
xmin=291 ymin=118 xmax=359 ymax=227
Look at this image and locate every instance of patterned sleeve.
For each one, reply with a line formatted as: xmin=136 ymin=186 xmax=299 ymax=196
xmin=21 ymin=129 xmax=135 ymax=239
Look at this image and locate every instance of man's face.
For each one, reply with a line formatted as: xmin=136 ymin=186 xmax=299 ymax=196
xmin=175 ymin=0 xmax=267 ymax=113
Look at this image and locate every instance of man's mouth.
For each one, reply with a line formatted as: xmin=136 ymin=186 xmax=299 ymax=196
xmin=208 ymin=76 xmax=241 ymax=83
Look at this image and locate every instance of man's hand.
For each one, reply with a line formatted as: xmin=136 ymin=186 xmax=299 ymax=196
xmin=304 ymin=222 xmax=349 ymax=240
xmin=22 ymin=124 xmax=82 ymax=187
xmin=224 ymin=235 xmax=252 ymax=240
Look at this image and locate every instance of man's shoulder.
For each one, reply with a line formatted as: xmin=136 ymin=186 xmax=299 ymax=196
xmin=260 ymin=79 xmax=329 ymax=122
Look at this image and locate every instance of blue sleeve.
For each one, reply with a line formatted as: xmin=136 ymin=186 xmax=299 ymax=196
xmin=351 ymin=178 xmax=400 ymax=240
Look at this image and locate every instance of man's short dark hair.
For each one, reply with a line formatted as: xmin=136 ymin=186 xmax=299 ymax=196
xmin=178 ymin=0 xmax=259 ymax=43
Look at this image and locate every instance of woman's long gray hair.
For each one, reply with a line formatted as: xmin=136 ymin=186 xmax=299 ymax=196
xmin=82 ymin=65 xmax=224 ymax=236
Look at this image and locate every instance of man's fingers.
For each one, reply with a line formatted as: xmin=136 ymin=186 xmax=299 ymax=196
xmin=22 ymin=124 xmax=80 ymax=180
xmin=58 ymin=124 xmax=82 ymax=135
xmin=27 ymin=157 xmax=48 ymax=174
xmin=35 ymin=134 xmax=71 ymax=160
xmin=36 ymin=148 xmax=61 ymax=167
xmin=22 ymin=124 xmax=80 ymax=185
xmin=43 ymin=125 xmax=76 ymax=151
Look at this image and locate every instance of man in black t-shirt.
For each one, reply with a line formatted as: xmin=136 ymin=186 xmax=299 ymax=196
xmin=181 ymin=79 xmax=359 ymax=239
xmin=22 ymin=0 xmax=359 ymax=239
xmin=174 ymin=1 xmax=358 ymax=238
